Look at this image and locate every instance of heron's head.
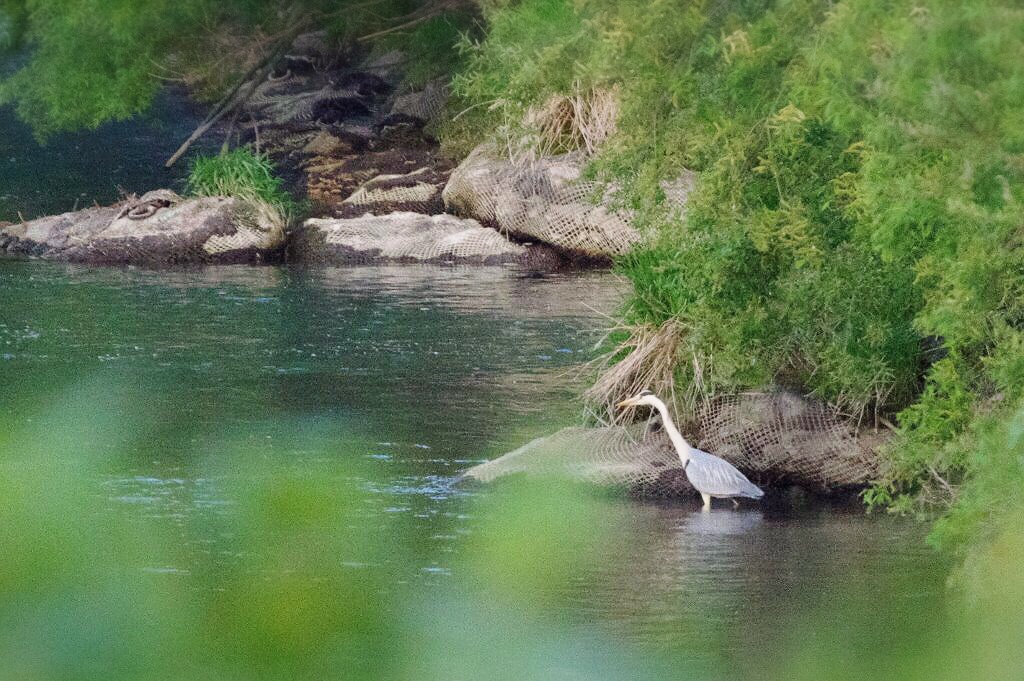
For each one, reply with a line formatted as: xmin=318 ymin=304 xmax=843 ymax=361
xmin=616 ymin=389 xmax=661 ymax=410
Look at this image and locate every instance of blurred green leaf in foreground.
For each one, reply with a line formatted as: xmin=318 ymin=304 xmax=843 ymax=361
xmin=1 ymin=378 xmax=1023 ymax=680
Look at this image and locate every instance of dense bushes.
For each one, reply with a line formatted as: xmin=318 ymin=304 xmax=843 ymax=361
xmin=447 ymin=0 xmax=1024 ymax=555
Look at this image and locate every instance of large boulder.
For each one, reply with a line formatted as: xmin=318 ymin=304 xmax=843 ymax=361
xmin=442 ymin=144 xmax=697 ymax=260
xmin=0 ymin=191 xmax=285 ymax=265
xmin=460 ymin=391 xmax=887 ymax=498
xmin=290 ymin=212 xmax=561 ymax=267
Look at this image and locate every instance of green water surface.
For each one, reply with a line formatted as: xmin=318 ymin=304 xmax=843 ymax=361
xmin=0 ymin=259 xmax=949 ymax=678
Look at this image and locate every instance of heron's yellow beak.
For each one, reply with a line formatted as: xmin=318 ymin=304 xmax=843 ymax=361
xmin=616 ymin=397 xmax=640 ymax=409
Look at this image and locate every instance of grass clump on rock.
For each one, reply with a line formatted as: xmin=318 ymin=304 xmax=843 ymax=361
xmin=187 ymin=149 xmax=296 ymax=221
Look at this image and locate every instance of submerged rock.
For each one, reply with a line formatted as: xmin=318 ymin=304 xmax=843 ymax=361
xmin=460 ymin=425 xmax=691 ymax=497
xmin=290 ymin=212 xmax=561 ymax=267
xmin=0 ymin=191 xmax=285 ymax=265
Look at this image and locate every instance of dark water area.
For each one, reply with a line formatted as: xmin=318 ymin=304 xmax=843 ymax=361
xmin=0 ymin=259 xmax=949 ymax=669
xmin=0 ymin=88 xmax=216 ymax=222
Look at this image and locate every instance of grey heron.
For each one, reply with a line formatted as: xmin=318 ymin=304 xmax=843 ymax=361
xmin=617 ymin=390 xmax=764 ymax=510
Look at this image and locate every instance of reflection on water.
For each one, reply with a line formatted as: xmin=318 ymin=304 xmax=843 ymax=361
xmin=0 ymin=259 xmax=947 ymax=665
xmin=579 ymin=505 xmax=945 ymax=666
xmin=0 ymin=88 xmax=216 ymax=222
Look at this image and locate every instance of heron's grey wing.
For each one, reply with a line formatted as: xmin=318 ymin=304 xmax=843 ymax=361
xmin=685 ymin=449 xmax=764 ymax=498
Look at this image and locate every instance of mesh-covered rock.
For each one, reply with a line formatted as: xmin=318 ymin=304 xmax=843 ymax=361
xmin=443 ymin=144 xmax=697 ymax=259
xmin=246 ymin=78 xmax=372 ymax=132
xmin=0 ymin=192 xmax=285 ymax=265
xmin=360 ymin=50 xmax=406 ymax=84
xmin=304 ymin=148 xmax=449 ymax=214
xmin=338 ymin=166 xmax=452 ymax=217
xmin=290 ymin=212 xmax=562 ymax=267
xmin=695 ymin=392 xmax=886 ymax=489
xmin=388 ymin=79 xmax=449 ymax=124
xmin=302 ymin=131 xmax=352 ymax=157
xmin=462 ymin=425 xmax=693 ymax=497
xmin=461 ymin=391 xmax=886 ymax=496
xmin=287 ymin=31 xmax=336 ymax=67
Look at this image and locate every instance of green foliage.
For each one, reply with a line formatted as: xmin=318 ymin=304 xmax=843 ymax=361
xmin=0 ymin=0 xmax=442 ymax=139
xmin=447 ymin=0 xmax=1024 ymax=554
xmin=0 ymin=0 xmax=201 ymax=139
xmin=0 ymin=1 xmax=27 ymax=51
xmin=186 ymin=148 xmax=295 ymax=218
xmin=375 ymin=12 xmax=479 ymax=89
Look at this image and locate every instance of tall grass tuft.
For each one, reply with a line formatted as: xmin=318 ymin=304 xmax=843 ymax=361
xmin=186 ymin=149 xmax=296 ymax=226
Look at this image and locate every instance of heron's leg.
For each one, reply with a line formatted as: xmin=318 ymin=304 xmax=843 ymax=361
xmin=701 ymin=493 xmax=712 ymax=511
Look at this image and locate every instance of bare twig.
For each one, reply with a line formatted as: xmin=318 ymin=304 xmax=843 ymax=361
xmin=356 ymin=1 xmax=462 ymax=42
xmin=165 ymin=15 xmax=307 ymax=167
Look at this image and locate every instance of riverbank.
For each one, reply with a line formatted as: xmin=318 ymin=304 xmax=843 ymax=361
xmin=1 ymin=31 xmax=645 ymax=268
xmin=434 ymin=0 xmax=1024 ymax=565
xmin=0 ymin=256 xmax=951 ymax=676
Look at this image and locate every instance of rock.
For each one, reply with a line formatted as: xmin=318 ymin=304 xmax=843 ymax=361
xmin=245 ymin=78 xmax=371 ymax=133
xmin=442 ymin=145 xmax=638 ymax=259
xmin=288 ymin=31 xmax=335 ymax=66
xmin=361 ymin=50 xmax=406 ymax=83
xmin=460 ymin=392 xmax=887 ymax=496
xmin=301 ymin=131 xmax=352 ymax=157
xmin=443 ymin=144 xmax=698 ymax=260
xmin=303 ymin=148 xmax=449 ymax=215
xmin=459 ymin=425 xmax=692 ymax=498
xmin=290 ymin=212 xmax=562 ymax=267
xmin=338 ymin=166 xmax=452 ymax=218
xmin=0 ymin=191 xmax=285 ymax=265
xmin=387 ymin=79 xmax=449 ymax=125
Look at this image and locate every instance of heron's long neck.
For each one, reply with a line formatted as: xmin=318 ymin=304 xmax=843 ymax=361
xmin=652 ymin=400 xmax=692 ymax=466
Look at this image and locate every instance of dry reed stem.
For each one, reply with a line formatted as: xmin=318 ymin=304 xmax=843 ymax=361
xmin=507 ymin=83 xmax=620 ymax=165
xmin=583 ymin=319 xmax=686 ymax=425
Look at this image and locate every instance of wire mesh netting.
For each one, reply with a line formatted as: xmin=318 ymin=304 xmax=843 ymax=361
xmin=461 ymin=424 xmax=694 ymax=497
xmin=1 ymin=194 xmax=285 ymax=265
xmin=388 ymin=79 xmax=449 ymax=124
xmin=442 ymin=144 xmax=697 ymax=259
xmin=461 ymin=391 xmax=886 ymax=496
xmin=339 ymin=166 xmax=451 ymax=217
xmin=291 ymin=212 xmax=560 ymax=266
xmin=696 ymin=392 xmax=886 ymax=489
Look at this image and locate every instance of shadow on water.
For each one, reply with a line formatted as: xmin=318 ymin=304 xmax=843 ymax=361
xmin=0 ymin=87 xmax=217 ymax=222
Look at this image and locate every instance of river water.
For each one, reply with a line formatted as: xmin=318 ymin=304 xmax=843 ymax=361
xmin=0 ymin=89 xmax=214 ymax=223
xmin=1 ymin=83 xmax=949 ymax=674
xmin=0 ymin=258 xmax=949 ymax=673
